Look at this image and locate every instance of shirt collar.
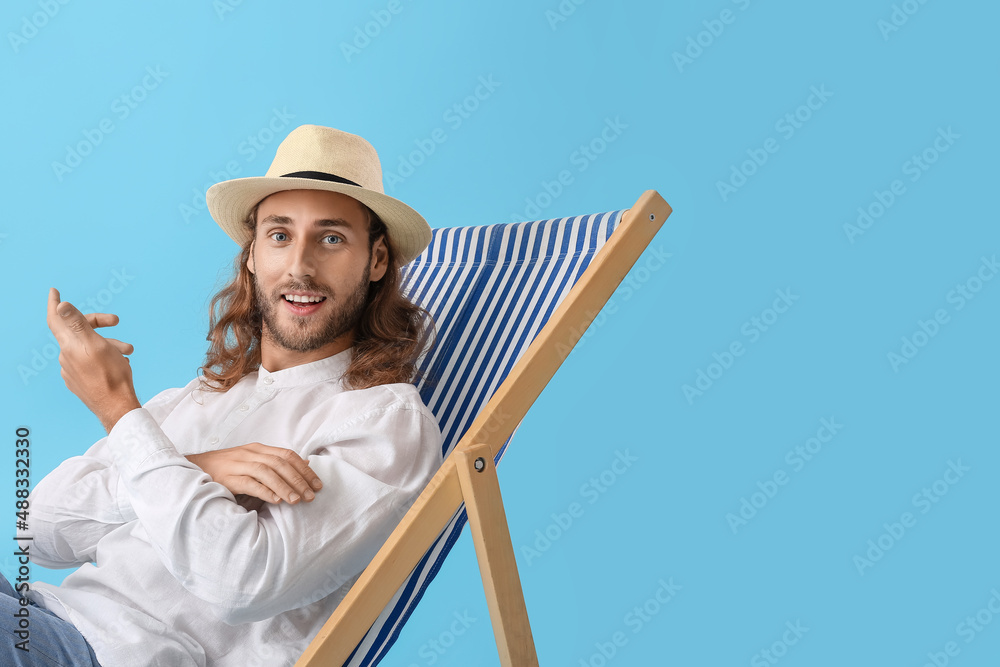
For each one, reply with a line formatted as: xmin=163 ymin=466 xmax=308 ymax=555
xmin=256 ymin=347 xmax=352 ymax=389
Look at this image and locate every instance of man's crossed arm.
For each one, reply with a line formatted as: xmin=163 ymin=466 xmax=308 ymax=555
xmin=38 ymin=288 xmax=442 ymax=624
xmin=45 ymin=287 xmax=320 ymax=507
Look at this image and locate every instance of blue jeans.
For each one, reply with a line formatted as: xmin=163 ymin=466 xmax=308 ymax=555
xmin=0 ymin=571 xmax=102 ymax=666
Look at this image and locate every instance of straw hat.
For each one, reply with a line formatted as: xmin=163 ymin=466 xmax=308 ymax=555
xmin=206 ymin=125 xmax=431 ymax=265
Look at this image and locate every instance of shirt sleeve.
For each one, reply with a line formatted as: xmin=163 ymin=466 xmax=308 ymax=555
xmin=26 ymin=386 xmax=189 ymax=569
xmin=105 ymin=393 xmax=443 ymax=625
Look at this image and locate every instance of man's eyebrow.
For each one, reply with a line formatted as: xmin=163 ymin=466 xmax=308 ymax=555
xmin=259 ymin=214 xmax=292 ymax=227
xmin=314 ymin=218 xmax=354 ymax=229
xmin=259 ymin=215 xmax=357 ymax=230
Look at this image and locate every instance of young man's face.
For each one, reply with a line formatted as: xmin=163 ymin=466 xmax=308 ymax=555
xmin=247 ymin=189 xmax=388 ymax=370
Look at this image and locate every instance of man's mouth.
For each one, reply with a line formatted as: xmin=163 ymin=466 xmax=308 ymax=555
xmin=281 ymin=293 xmax=327 ymax=314
xmin=282 ymin=294 xmax=326 ymax=304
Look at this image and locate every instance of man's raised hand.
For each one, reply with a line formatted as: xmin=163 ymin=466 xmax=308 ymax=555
xmin=47 ymin=288 xmax=141 ymax=433
xmin=186 ymin=442 xmax=324 ymax=508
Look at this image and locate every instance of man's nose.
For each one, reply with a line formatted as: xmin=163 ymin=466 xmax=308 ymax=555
xmin=287 ymin=241 xmax=317 ymax=278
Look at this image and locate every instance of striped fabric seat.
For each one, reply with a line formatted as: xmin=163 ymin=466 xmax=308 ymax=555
xmin=343 ymin=207 xmax=628 ymax=665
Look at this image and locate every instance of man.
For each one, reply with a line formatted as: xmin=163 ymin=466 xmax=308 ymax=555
xmin=12 ymin=125 xmax=444 ymax=666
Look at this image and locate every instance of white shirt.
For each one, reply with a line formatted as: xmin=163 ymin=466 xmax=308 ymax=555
xmin=25 ymin=348 xmax=443 ymax=666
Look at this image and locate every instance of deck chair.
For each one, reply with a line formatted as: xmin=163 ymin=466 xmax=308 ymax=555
xmin=296 ymin=190 xmax=672 ymax=666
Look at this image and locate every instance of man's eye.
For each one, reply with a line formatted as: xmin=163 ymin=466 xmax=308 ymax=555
xmin=270 ymin=232 xmax=288 ymax=242
xmin=322 ymin=235 xmax=343 ymax=245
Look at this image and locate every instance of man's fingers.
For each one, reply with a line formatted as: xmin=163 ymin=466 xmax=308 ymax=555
xmin=85 ymin=313 xmax=120 ymax=329
xmin=189 ymin=444 xmax=323 ymax=506
xmin=247 ymin=460 xmax=313 ymax=504
xmin=284 ymin=450 xmax=324 ymax=492
xmin=223 ymin=476 xmax=281 ymax=504
xmin=49 ymin=290 xmax=119 ymax=336
xmin=269 ymin=450 xmax=322 ymax=499
xmin=46 ymin=288 xmax=61 ymax=335
xmin=57 ymin=301 xmax=88 ymax=330
xmin=106 ymin=338 xmax=135 ymax=356
xmin=47 ymin=288 xmax=85 ymax=345
xmin=245 ymin=443 xmax=323 ymax=494
xmin=268 ymin=449 xmax=323 ymax=497
xmin=50 ymin=297 xmax=98 ymax=343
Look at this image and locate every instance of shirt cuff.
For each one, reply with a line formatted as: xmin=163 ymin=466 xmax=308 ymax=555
xmin=106 ymin=407 xmax=188 ymax=477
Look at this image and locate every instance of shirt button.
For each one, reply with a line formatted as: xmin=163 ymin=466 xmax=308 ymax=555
xmin=238 ymin=404 xmax=249 ymax=412
xmin=263 ymin=377 xmax=274 ymax=385
xmin=209 ymin=436 xmax=219 ymax=445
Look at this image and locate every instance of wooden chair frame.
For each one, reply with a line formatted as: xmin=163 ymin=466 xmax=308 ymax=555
xmin=296 ymin=190 xmax=672 ymax=666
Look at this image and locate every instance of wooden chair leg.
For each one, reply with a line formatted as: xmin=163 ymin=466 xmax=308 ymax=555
xmin=456 ymin=444 xmax=539 ymax=667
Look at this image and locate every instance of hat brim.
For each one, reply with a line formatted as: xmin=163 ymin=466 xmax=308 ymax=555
xmin=206 ymin=177 xmax=431 ymax=265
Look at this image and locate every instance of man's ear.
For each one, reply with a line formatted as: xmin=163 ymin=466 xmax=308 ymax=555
xmin=370 ymin=235 xmax=388 ymax=282
xmin=246 ymin=240 xmax=256 ymax=275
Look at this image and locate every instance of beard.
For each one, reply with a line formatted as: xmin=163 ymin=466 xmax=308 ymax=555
xmin=254 ymin=263 xmax=371 ymax=354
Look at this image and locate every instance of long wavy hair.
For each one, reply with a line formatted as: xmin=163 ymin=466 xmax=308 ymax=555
xmin=198 ymin=199 xmax=435 ymax=392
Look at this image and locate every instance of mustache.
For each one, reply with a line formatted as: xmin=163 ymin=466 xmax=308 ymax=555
xmin=272 ymin=281 xmax=331 ymax=298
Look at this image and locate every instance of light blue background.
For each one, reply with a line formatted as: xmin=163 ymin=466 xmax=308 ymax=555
xmin=2 ymin=1 xmax=998 ymax=665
